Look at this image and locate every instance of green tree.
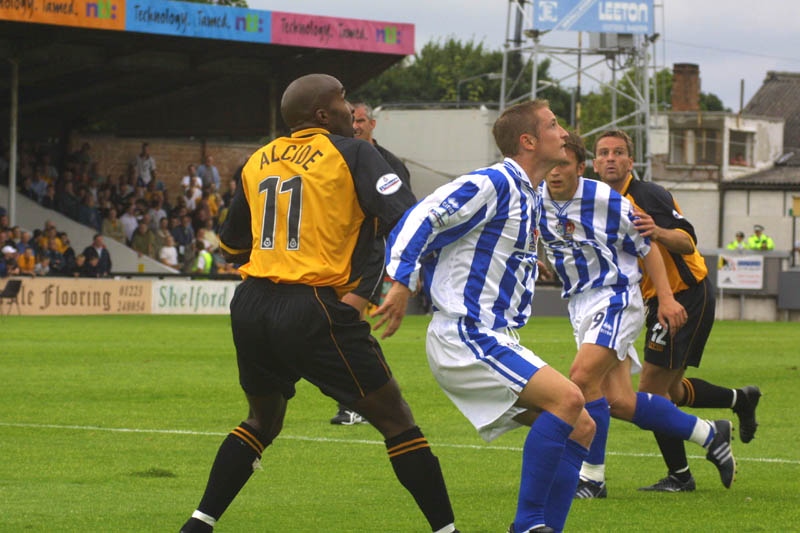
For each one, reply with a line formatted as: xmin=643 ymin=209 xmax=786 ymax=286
xmin=352 ymin=38 xmax=572 ymax=119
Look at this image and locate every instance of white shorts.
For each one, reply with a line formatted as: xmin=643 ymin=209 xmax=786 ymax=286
xmin=426 ymin=313 xmax=548 ymax=442
xmin=567 ymin=284 xmax=644 ymax=374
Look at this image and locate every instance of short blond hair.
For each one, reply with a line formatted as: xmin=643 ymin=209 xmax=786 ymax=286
xmin=492 ymin=99 xmax=550 ymax=157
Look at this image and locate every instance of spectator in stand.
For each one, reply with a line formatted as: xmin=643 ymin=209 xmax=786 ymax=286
xmin=59 ymin=232 xmax=76 ymax=272
xmin=78 ymin=194 xmax=102 ymax=233
xmin=83 ymin=234 xmax=112 ymax=277
xmin=131 ymin=219 xmax=156 ymax=258
xmin=206 ymin=183 xmax=222 ymax=220
xmin=0 ymin=212 xmax=9 ymax=232
xmin=40 ymin=184 xmax=57 ymax=210
xmin=182 ymin=164 xmax=203 ymax=192
xmin=147 ymin=196 xmax=168 ymax=232
xmin=184 ymin=180 xmax=202 ymax=211
xmin=726 ymin=231 xmax=747 ymax=251
xmin=20 ymin=177 xmax=39 ymax=202
xmin=70 ymin=142 xmax=92 ymax=170
xmin=30 ymin=170 xmax=48 ymax=200
xmin=83 ymin=254 xmax=101 ymax=277
xmin=747 ymin=224 xmax=774 ymax=251
xmin=1 ymin=245 xmax=20 ymax=277
xmin=192 ymin=197 xmax=212 ymax=232
xmin=172 ymin=214 xmax=195 ymax=254
xmin=34 ymin=254 xmax=50 ymax=277
xmin=154 ymin=216 xmax=172 ymax=254
xmin=38 ymin=226 xmax=62 ymax=252
xmin=102 ymin=207 xmax=126 ymax=244
xmin=41 ymin=153 xmax=59 ymax=183
xmin=18 ymin=247 xmax=35 ymax=276
xmin=134 ymin=142 xmax=156 ymax=187
xmin=16 ymin=231 xmax=33 ymax=255
xmin=69 ymin=254 xmax=86 ymax=277
xmin=221 ymin=176 xmax=237 ymax=208
xmin=200 ymin=218 xmax=219 ymax=252
xmin=120 ymin=203 xmax=139 ymax=244
xmin=45 ymin=239 xmax=65 ymax=274
xmin=190 ymin=239 xmax=214 ymax=275
xmin=158 ymin=235 xmax=179 ymax=268
xmin=197 ymin=154 xmax=221 ymax=190
xmin=56 ymin=181 xmax=80 ymax=220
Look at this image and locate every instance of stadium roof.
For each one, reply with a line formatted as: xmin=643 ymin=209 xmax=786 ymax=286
xmin=0 ymin=1 xmax=414 ymax=138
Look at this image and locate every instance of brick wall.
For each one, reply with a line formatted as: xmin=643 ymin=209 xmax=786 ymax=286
xmin=68 ymin=134 xmax=262 ymax=199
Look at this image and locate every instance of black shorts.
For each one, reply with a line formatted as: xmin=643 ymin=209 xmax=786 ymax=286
xmin=349 ymin=238 xmax=386 ymax=306
xmin=230 ymin=277 xmax=393 ymax=403
xmin=644 ymin=276 xmax=715 ymax=369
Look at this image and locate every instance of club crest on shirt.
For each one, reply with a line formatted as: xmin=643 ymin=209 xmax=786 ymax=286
xmin=556 ymin=219 xmax=575 ymax=239
xmin=528 ymin=227 xmax=539 ymax=252
xmin=672 ymin=209 xmax=684 ymax=220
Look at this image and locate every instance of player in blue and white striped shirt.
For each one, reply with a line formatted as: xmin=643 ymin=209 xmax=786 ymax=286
xmin=539 ymin=132 xmax=737 ymax=500
xmin=375 ymin=101 xmax=595 ymax=533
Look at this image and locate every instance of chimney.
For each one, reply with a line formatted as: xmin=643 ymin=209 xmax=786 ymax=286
xmin=672 ymin=63 xmax=700 ymax=111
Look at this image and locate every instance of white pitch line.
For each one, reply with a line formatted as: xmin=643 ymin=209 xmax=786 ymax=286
xmin=2 ymin=421 xmax=799 ymax=465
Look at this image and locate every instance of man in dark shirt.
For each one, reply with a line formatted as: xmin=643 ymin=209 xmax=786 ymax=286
xmin=330 ymin=101 xmax=417 ymax=426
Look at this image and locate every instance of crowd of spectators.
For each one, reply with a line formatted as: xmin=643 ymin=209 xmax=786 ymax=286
xmin=1 ymin=139 xmax=239 ymax=277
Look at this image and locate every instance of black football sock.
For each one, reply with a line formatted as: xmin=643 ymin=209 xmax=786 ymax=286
xmin=386 ymin=426 xmax=455 ymax=532
xmin=680 ymin=378 xmax=735 ymax=409
xmin=192 ymin=422 xmax=269 ymax=526
xmin=653 ymin=432 xmax=692 ymax=482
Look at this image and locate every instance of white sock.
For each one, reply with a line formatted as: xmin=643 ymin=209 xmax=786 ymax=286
xmin=689 ymin=419 xmax=714 ymax=447
xmin=579 ymin=461 xmax=605 ymax=484
xmin=191 ymin=510 xmax=217 ymax=528
xmin=433 ymin=524 xmax=456 ymax=533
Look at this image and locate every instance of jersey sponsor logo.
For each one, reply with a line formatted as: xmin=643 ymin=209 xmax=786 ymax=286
xmin=556 ymin=219 xmax=575 ymax=239
xmin=376 ymin=173 xmax=402 ymax=195
xmin=672 ymin=209 xmax=684 ymax=220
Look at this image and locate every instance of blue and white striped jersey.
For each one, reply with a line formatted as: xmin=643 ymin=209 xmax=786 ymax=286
xmin=538 ymin=177 xmax=650 ymax=299
xmin=386 ymin=158 xmax=541 ymax=330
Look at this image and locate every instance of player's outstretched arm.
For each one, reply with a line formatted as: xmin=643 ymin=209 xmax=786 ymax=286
xmin=371 ymin=281 xmax=412 ymax=339
xmin=642 ymin=247 xmax=688 ymax=335
xmin=632 ymin=208 xmax=694 ymax=255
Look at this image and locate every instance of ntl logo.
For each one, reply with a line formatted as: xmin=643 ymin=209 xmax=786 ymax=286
xmin=235 ymin=13 xmax=263 ymax=33
xmin=86 ymin=0 xmax=116 ymax=19
xmin=376 ymin=25 xmax=400 ymax=44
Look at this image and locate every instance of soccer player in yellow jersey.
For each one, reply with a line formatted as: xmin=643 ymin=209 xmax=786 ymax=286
xmin=587 ymin=130 xmax=760 ymax=495
xmin=179 ymin=74 xmax=459 ymax=533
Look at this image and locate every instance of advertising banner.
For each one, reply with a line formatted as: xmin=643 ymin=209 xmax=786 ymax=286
xmin=717 ymin=254 xmax=764 ymax=290
xmin=151 ymin=279 xmax=238 ymax=314
xmin=270 ymin=11 xmax=414 ymax=55
xmin=0 ymin=0 xmax=125 ymax=30
xmin=533 ymin=0 xmax=654 ymax=34
xmin=125 ymin=0 xmax=270 ymax=43
xmin=10 ymin=277 xmax=150 ymax=315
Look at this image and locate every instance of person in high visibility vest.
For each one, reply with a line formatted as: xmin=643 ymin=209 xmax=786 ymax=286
xmin=192 ymin=240 xmax=213 ymax=274
xmin=747 ymin=224 xmax=774 ymax=251
xmin=726 ymin=231 xmax=747 ymax=251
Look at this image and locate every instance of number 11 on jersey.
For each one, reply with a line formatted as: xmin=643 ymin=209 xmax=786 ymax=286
xmin=259 ymin=175 xmax=303 ymax=251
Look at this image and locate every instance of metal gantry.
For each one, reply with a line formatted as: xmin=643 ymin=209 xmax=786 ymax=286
xmin=500 ymin=0 xmax=663 ymax=181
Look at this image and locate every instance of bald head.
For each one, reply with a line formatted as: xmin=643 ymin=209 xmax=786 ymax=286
xmin=280 ymin=74 xmax=353 ymax=136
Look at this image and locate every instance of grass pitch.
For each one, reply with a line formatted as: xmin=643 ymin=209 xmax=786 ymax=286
xmin=1 ymin=314 xmax=798 ymax=532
